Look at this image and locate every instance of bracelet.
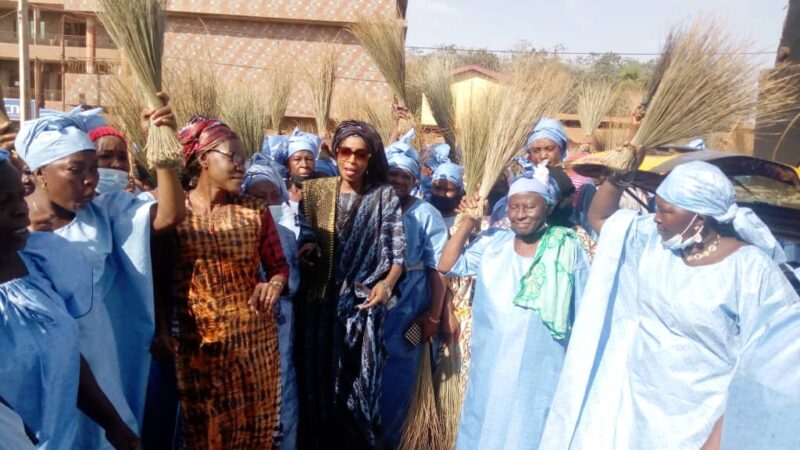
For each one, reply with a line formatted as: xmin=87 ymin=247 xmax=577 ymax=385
xmin=426 ymin=315 xmax=441 ymax=324
xmin=268 ymin=280 xmax=284 ymax=290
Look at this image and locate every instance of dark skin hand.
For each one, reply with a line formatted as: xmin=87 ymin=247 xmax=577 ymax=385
xmin=78 ymin=357 xmax=142 ymax=450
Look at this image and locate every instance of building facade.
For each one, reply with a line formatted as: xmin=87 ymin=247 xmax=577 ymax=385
xmin=0 ymin=0 xmax=407 ymax=125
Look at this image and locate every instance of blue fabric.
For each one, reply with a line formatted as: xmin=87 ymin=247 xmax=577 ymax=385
xmin=540 ymin=211 xmax=799 ymax=450
xmin=287 ymin=128 xmax=321 ymax=159
xmin=0 ymin=232 xmax=93 ymax=450
xmin=262 ymin=134 xmax=289 ymax=160
xmin=447 ymin=228 xmax=589 ymax=450
xmin=526 ymin=118 xmax=568 ymax=160
xmin=721 ymin=302 xmax=800 ymax=450
xmin=424 ymin=143 xmax=451 ymax=170
xmin=243 ymin=154 xmax=289 ymax=202
xmin=381 ymin=200 xmax=448 ymax=448
xmin=315 ymin=159 xmax=338 ymax=177
xmin=687 ymin=138 xmax=706 ymax=149
xmin=275 ymin=224 xmax=299 ymax=450
xmin=15 ymin=109 xmax=104 ymax=170
xmin=656 ymin=161 xmax=786 ymax=262
xmin=0 ymin=149 xmax=9 ymax=161
xmin=386 ymin=130 xmax=421 ymax=181
xmin=431 ymin=162 xmax=464 ymax=193
xmin=54 ymin=190 xmax=155 ymax=449
xmin=508 ymin=173 xmax=554 ymax=206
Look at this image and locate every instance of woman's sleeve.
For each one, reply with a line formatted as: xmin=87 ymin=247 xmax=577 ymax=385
xmin=259 ymin=209 xmax=290 ymax=280
xmin=447 ymin=230 xmax=495 ymax=278
xmin=383 ymin=189 xmax=406 ymax=266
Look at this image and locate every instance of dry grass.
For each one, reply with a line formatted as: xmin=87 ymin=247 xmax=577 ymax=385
xmin=96 ymin=0 xmax=182 ymax=167
xmin=163 ymin=61 xmax=220 ymax=127
xmin=347 ymin=14 xmax=409 ymax=108
xmin=333 ymin=85 xmax=395 ymax=144
xmin=580 ymin=17 xmax=800 ymax=174
xmin=420 ymin=57 xmax=456 ymax=150
xmin=220 ymin=83 xmax=270 ymax=160
xmin=475 ymin=61 xmax=574 ymax=197
xmin=577 ymin=81 xmax=619 ymax=137
xmin=305 ymin=44 xmax=338 ymax=136
xmin=264 ymin=63 xmax=293 ymax=132
xmin=434 ymin=343 xmax=463 ymax=450
xmin=642 ymin=31 xmax=676 ymax=108
xmin=399 ymin=342 xmax=442 ymax=450
xmin=454 ymin=84 xmax=501 ymax=195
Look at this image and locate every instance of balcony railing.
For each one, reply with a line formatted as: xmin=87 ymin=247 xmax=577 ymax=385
xmin=3 ymin=86 xmax=63 ymax=102
xmin=0 ymin=31 xmax=114 ymax=49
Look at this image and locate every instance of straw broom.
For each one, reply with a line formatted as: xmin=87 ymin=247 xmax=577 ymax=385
xmin=104 ymin=74 xmax=156 ymax=185
xmin=434 ymin=343 xmax=463 ymax=450
xmin=576 ymin=81 xmax=619 ymax=151
xmin=220 ymin=83 xmax=270 ymax=160
xmin=164 ymin=61 xmax=220 ymax=127
xmin=265 ymin=64 xmax=293 ymax=132
xmin=571 ymin=17 xmax=800 ymax=175
xmin=420 ymin=58 xmax=457 ymax=155
xmin=304 ymin=45 xmax=338 ymax=136
xmin=641 ymin=31 xmax=676 ymax=110
xmin=454 ymin=84 xmax=502 ymax=196
xmin=96 ymin=0 xmax=182 ymax=168
xmin=334 ymin=85 xmax=395 ymax=144
xmin=399 ymin=342 xmax=442 ymax=450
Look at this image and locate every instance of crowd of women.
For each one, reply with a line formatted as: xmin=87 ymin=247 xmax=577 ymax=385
xmin=1 ymin=90 xmax=799 ymax=450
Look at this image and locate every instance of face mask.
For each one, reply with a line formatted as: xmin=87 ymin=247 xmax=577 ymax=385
xmin=96 ymin=168 xmax=129 ymax=194
xmin=430 ymin=195 xmax=460 ymax=213
xmin=268 ymin=205 xmax=284 ymax=223
xmin=661 ymin=214 xmax=702 ymax=250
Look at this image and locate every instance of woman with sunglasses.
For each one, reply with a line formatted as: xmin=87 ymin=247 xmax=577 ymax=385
xmin=151 ymin=116 xmax=289 ymax=449
xmin=295 ymin=120 xmax=405 ymax=450
xmin=14 ymin=99 xmax=184 ymax=449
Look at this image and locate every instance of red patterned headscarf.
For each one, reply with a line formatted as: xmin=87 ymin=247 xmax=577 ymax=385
xmin=177 ymin=115 xmax=238 ymax=163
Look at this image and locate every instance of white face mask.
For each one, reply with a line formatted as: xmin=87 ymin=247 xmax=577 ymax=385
xmin=661 ymin=214 xmax=703 ymax=250
xmin=268 ymin=205 xmax=284 ymax=223
xmin=96 ymin=168 xmax=129 ymax=194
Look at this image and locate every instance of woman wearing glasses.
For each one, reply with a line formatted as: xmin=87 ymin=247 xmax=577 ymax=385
xmin=295 ymin=120 xmax=406 ymax=450
xmin=156 ymin=116 xmax=289 ymax=449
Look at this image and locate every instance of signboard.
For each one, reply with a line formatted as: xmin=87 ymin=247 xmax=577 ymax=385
xmin=4 ymin=98 xmax=61 ymax=121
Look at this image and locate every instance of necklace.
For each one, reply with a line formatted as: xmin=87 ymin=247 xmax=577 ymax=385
xmin=683 ymin=235 xmax=721 ymax=261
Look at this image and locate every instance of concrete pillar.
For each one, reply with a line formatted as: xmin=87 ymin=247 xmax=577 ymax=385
xmin=86 ymin=16 xmax=96 ymax=74
xmin=32 ymin=6 xmax=40 ymax=45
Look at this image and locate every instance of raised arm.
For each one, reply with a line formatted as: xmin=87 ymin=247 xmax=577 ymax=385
xmin=145 ymin=92 xmax=186 ymax=233
xmin=588 ymin=146 xmax=645 ymax=235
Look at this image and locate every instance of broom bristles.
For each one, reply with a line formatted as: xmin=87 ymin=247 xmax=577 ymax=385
xmin=434 ymin=343 xmax=464 ymax=450
xmin=399 ymin=342 xmax=443 ymax=450
xmin=577 ymin=81 xmax=619 ymax=139
xmin=348 ymin=13 xmax=409 ymax=108
xmin=643 ymin=30 xmax=676 ymax=107
xmin=305 ymin=44 xmax=338 ymax=136
xmin=164 ymin=61 xmax=220 ymax=127
xmin=221 ymin=83 xmax=270 ymax=160
xmin=420 ymin=57 xmax=456 ymax=154
xmin=265 ymin=62 xmax=293 ymax=132
xmin=97 ymin=0 xmax=182 ymax=168
xmin=333 ymin=85 xmax=395 ymax=144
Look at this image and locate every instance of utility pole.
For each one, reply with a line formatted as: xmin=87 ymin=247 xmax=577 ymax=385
xmin=61 ymin=14 xmax=66 ymax=111
xmin=17 ymin=0 xmax=30 ymax=124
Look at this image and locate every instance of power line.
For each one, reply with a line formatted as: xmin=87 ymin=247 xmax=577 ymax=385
xmin=406 ymin=45 xmax=776 ymax=57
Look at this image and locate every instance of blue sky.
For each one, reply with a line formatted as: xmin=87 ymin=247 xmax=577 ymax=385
xmin=406 ymin=0 xmax=788 ymax=64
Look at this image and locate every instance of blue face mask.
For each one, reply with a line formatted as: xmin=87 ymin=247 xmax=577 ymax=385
xmin=661 ymin=214 xmax=702 ymax=250
xmin=96 ymin=168 xmax=129 ymax=194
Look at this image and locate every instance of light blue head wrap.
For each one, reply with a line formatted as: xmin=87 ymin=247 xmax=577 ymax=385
xmin=242 ymin=153 xmax=288 ymax=202
xmin=508 ymin=163 xmax=556 ymax=206
xmin=424 ymin=143 xmax=451 ymax=170
xmin=431 ymin=162 xmax=465 ymax=193
xmin=688 ymin=138 xmax=706 ymax=149
xmin=386 ymin=129 xmax=421 ymax=180
xmin=656 ymin=161 xmax=785 ymax=262
xmin=0 ymin=149 xmax=9 ymax=162
xmin=315 ymin=158 xmax=339 ymax=177
xmin=15 ymin=108 xmax=105 ymax=170
xmin=526 ymin=118 xmax=568 ymax=160
xmin=263 ymin=134 xmax=290 ymax=162
xmin=69 ymin=106 xmax=107 ymax=132
xmin=287 ymin=128 xmax=321 ymax=159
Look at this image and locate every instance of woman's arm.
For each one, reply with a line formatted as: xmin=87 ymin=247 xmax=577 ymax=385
xmin=145 ymin=92 xmax=186 ymax=233
xmin=438 ymin=196 xmax=484 ymax=273
xmin=416 ymin=269 xmax=447 ymax=340
xmin=251 ymin=209 xmax=290 ymax=313
xmin=587 ymin=147 xmax=645 ymax=235
xmin=78 ymin=357 xmax=142 ymax=450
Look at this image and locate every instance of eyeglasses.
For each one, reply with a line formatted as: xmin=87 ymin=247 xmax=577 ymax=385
xmin=206 ymin=149 xmax=246 ymax=167
xmin=336 ymin=146 xmax=371 ymax=162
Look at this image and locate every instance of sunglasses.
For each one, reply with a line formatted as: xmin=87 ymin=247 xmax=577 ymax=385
xmin=206 ymin=149 xmax=246 ymax=167
xmin=336 ymin=146 xmax=371 ymax=162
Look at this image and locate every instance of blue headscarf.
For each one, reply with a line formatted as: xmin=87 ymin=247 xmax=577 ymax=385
xmin=508 ymin=163 xmax=556 ymax=206
xmin=242 ymin=153 xmax=288 ymax=202
xmin=287 ymin=128 xmax=321 ymax=159
xmin=656 ymin=161 xmax=785 ymax=262
xmin=0 ymin=149 xmax=9 ymax=162
xmin=386 ymin=129 xmax=421 ymax=180
xmin=526 ymin=118 xmax=568 ymax=160
xmin=424 ymin=143 xmax=451 ymax=170
xmin=69 ymin=106 xmax=107 ymax=132
xmin=263 ymin=134 xmax=289 ymax=161
xmin=15 ymin=108 xmax=106 ymax=171
xmin=315 ymin=158 xmax=339 ymax=177
xmin=431 ymin=162 xmax=464 ymax=193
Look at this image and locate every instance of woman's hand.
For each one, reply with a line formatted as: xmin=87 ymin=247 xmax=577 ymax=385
xmin=248 ymin=279 xmax=283 ymax=314
xmin=298 ymin=243 xmax=321 ymax=267
xmin=440 ymin=306 xmax=461 ymax=345
xmin=141 ymin=92 xmax=177 ymax=132
xmin=414 ymin=310 xmax=440 ymax=342
xmin=359 ymin=281 xmax=392 ymax=311
xmin=456 ymin=195 xmax=487 ymax=222
xmin=105 ymin=421 xmax=142 ymax=450
xmin=0 ymin=121 xmax=17 ymax=149
xmin=150 ymin=331 xmax=178 ymax=360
